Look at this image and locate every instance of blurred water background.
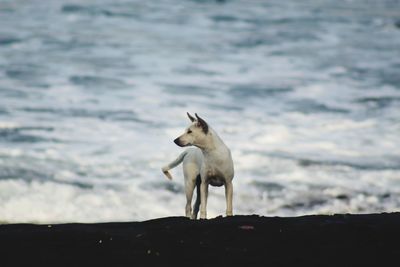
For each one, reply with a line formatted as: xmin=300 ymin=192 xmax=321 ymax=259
xmin=0 ymin=0 xmax=399 ymax=223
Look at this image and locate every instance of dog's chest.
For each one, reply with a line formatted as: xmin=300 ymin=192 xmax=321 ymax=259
xmin=201 ymin=145 xmax=233 ymax=186
xmin=204 ymin=168 xmax=225 ymax=187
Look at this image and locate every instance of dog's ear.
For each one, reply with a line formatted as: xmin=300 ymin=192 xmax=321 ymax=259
xmin=187 ymin=112 xmax=195 ymax=122
xmin=195 ymin=113 xmax=208 ymax=134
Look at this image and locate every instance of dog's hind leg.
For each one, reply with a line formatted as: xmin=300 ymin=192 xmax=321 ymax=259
xmin=184 ymin=178 xmax=196 ymax=218
xmin=183 ymin=164 xmax=199 ymax=218
xmin=191 ymin=175 xmax=201 ymax=219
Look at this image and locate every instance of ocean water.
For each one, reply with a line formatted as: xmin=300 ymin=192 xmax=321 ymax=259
xmin=0 ymin=0 xmax=399 ymax=223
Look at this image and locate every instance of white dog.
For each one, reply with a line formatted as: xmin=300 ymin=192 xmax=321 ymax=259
xmin=162 ymin=113 xmax=234 ymax=219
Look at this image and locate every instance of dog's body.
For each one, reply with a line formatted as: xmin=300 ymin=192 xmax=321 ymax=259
xmin=162 ymin=113 xmax=234 ymax=219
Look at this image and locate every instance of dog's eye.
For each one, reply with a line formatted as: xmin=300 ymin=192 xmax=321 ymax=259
xmin=187 ymin=130 xmax=192 ymax=134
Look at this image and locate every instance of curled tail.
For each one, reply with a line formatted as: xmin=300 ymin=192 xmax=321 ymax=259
xmin=161 ymin=150 xmax=188 ymax=180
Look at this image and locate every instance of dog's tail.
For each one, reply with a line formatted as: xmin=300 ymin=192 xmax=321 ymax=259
xmin=161 ymin=150 xmax=188 ymax=180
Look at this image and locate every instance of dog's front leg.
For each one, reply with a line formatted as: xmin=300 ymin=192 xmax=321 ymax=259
xmin=200 ymin=181 xmax=208 ymax=219
xmin=225 ymin=181 xmax=233 ymax=216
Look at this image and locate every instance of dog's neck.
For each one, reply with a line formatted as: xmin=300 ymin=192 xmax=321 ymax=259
xmin=196 ymin=127 xmax=226 ymax=153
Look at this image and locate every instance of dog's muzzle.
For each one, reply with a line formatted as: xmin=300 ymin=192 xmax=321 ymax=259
xmin=174 ymin=138 xmax=184 ymax=147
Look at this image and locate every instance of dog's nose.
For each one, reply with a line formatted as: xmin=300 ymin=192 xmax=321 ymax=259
xmin=173 ymin=138 xmax=181 ymax=146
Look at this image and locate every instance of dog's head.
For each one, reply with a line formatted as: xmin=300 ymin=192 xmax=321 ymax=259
xmin=174 ymin=113 xmax=209 ymax=147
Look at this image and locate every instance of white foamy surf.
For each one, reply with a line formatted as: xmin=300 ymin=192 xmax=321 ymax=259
xmin=0 ymin=0 xmax=399 ymax=223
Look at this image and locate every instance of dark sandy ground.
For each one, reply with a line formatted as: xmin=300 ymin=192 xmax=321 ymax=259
xmin=1 ymin=213 xmax=399 ymax=267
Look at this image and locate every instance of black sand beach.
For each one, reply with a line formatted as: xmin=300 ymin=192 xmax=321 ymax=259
xmin=1 ymin=213 xmax=399 ymax=267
